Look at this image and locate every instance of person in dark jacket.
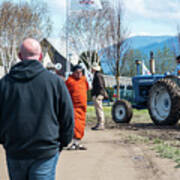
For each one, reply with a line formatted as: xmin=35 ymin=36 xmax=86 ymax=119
xmin=91 ymin=62 xmax=108 ymax=130
xmin=0 ymin=38 xmax=74 ymax=180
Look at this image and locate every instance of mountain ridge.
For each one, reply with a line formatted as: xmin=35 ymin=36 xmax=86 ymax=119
xmin=128 ymin=35 xmax=177 ymax=51
xmin=100 ymin=35 xmax=179 ymax=74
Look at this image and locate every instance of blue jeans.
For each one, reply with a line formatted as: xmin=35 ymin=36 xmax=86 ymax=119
xmin=6 ymin=152 xmax=59 ymax=180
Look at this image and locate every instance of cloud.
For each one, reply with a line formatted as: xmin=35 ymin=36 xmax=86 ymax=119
xmin=129 ymin=31 xmax=176 ymax=37
xmin=48 ymin=0 xmax=66 ymax=9
xmin=123 ymin=0 xmax=180 ymax=20
xmin=43 ymin=0 xmax=66 ymax=15
xmin=123 ymin=0 xmax=144 ymax=14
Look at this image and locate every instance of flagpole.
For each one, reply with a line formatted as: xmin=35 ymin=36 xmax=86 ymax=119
xmin=67 ymin=0 xmax=102 ymax=76
xmin=66 ymin=0 xmax=70 ymax=79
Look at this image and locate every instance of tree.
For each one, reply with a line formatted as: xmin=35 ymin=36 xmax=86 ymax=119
xmin=61 ymin=1 xmax=117 ymax=68
xmin=101 ymin=0 xmax=129 ymax=99
xmin=175 ymin=25 xmax=180 ymax=56
xmin=121 ymin=49 xmax=144 ymax=76
xmin=155 ymin=49 xmax=163 ymax=74
xmin=0 ymin=0 xmax=52 ymax=73
xmin=171 ymin=25 xmax=180 ymax=58
xmin=62 ymin=0 xmax=129 ymax=100
xmin=154 ymin=47 xmax=175 ymax=74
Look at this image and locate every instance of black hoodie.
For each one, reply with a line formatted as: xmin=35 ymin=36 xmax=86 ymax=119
xmin=0 ymin=60 xmax=74 ymax=159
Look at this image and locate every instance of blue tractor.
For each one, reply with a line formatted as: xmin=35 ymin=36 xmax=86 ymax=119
xmin=112 ymin=52 xmax=180 ymax=126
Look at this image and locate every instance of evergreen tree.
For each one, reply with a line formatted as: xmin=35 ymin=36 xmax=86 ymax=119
xmin=122 ymin=49 xmax=145 ymax=76
xmin=155 ymin=46 xmax=175 ymax=74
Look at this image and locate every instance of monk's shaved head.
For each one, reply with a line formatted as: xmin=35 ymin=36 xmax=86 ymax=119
xmin=20 ymin=38 xmax=42 ymax=60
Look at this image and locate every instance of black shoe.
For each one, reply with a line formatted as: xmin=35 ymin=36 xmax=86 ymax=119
xmin=67 ymin=143 xmax=77 ymax=150
xmin=91 ymin=125 xmax=105 ymax=130
xmin=91 ymin=124 xmax=99 ymax=130
xmin=76 ymin=144 xmax=87 ymax=150
xmin=67 ymin=143 xmax=87 ymax=150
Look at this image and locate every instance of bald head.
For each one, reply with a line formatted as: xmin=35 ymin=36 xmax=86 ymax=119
xmin=19 ymin=38 xmax=42 ymax=61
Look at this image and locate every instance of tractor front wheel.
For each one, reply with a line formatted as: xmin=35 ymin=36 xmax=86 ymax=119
xmin=148 ymin=78 xmax=180 ymax=125
xmin=112 ymin=99 xmax=133 ymax=123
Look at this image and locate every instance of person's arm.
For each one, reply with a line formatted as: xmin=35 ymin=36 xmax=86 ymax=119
xmin=86 ymin=73 xmax=93 ymax=90
xmin=58 ymin=80 xmax=74 ymax=150
xmin=85 ymin=76 xmax=89 ymax=90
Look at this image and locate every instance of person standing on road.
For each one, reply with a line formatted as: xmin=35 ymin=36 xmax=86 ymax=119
xmin=91 ymin=62 xmax=108 ymax=130
xmin=66 ymin=65 xmax=89 ymax=150
xmin=0 ymin=38 xmax=74 ymax=180
xmin=174 ymin=55 xmax=180 ymax=75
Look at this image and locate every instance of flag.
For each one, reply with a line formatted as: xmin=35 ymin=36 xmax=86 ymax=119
xmin=70 ymin=0 xmax=102 ymax=11
xmin=142 ymin=61 xmax=151 ymax=75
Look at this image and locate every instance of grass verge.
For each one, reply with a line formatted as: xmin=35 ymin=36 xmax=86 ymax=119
xmin=125 ymin=134 xmax=180 ymax=168
xmin=153 ymin=140 xmax=180 ymax=168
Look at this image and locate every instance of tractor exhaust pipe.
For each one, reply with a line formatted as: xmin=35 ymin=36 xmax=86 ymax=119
xmin=135 ymin=59 xmax=141 ymax=75
xmin=150 ymin=51 xmax=155 ymax=74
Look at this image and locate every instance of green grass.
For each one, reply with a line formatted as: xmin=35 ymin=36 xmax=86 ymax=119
xmin=87 ymin=105 xmax=148 ymax=118
xmin=126 ymin=134 xmax=150 ymax=144
xmin=125 ymin=134 xmax=180 ymax=168
xmin=86 ymin=105 xmax=150 ymax=125
xmin=87 ymin=105 xmax=111 ymax=118
xmin=153 ymin=140 xmax=180 ymax=168
xmin=86 ymin=105 xmax=112 ymax=125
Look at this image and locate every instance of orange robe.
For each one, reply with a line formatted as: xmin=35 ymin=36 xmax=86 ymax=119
xmin=66 ymin=75 xmax=88 ymax=139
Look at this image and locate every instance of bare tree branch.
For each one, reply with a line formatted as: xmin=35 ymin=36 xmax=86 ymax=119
xmin=0 ymin=0 xmax=52 ymax=73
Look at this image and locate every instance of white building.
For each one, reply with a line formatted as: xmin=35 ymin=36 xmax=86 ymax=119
xmin=0 ymin=66 xmax=5 ymax=78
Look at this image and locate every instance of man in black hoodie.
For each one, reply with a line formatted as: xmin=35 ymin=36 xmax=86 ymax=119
xmin=0 ymin=38 xmax=74 ymax=180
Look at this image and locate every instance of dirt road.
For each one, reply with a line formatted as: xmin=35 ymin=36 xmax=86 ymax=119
xmin=1 ymin=127 xmax=180 ymax=180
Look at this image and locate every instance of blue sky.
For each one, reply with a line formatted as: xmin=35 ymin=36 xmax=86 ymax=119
xmin=123 ymin=0 xmax=180 ymax=36
xmin=10 ymin=0 xmax=180 ymax=37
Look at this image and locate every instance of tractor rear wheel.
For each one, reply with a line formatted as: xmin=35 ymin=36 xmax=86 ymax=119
xmin=112 ymin=99 xmax=133 ymax=123
xmin=148 ymin=78 xmax=180 ymax=125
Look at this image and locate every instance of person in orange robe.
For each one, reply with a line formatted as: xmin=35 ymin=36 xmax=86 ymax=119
xmin=66 ymin=65 xmax=89 ymax=150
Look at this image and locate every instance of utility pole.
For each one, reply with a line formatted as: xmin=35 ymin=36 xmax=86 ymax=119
xmin=66 ymin=0 xmax=70 ymax=79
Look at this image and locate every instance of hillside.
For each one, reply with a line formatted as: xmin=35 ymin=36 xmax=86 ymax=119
xmin=127 ymin=35 xmax=174 ymax=49
xmin=101 ymin=35 xmax=179 ymax=74
xmin=137 ymin=36 xmax=178 ymax=55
